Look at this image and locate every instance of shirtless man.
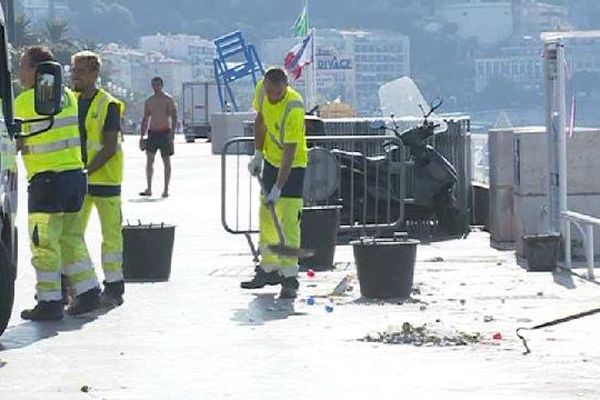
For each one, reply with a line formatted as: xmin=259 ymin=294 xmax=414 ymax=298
xmin=139 ymin=77 xmax=178 ymax=198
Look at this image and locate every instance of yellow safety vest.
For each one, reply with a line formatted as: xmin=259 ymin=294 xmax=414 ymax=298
xmin=255 ymin=80 xmax=308 ymax=168
xmin=82 ymin=88 xmax=124 ymax=186
xmin=15 ymin=88 xmax=83 ymax=181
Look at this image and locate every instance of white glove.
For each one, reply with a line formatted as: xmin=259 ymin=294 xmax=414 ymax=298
xmin=247 ymin=150 xmax=264 ymax=177
xmin=266 ymin=185 xmax=282 ymax=204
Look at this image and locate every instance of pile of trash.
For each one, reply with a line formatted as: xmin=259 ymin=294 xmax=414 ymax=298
xmin=360 ymin=321 xmax=482 ymax=347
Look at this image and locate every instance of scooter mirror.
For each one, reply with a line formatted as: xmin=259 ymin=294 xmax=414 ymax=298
xmin=369 ymin=120 xmax=386 ymax=130
xmin=429 ymin=97 xmax=443 ymax=114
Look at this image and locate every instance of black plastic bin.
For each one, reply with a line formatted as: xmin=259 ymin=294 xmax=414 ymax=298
xmin=299 ymin=205 xmax=341 ymax=271
xmin=352 ymin=236 xmax=419 ymax=299
xmin=122 ymin=224 xmax=175 ymax=282
xmin=524 ymin=233 xmax=560 ymax=272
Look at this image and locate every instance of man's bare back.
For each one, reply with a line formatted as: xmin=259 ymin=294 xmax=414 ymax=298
xmin=145 ymin=92 xmax=176 ymax=132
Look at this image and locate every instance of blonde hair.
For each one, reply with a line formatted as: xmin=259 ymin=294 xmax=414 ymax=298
xmin=72 ymin=50 xmax=102 ymax=73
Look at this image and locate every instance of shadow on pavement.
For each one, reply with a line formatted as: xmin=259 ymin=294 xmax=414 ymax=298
xmin=127 ymin=197 xmax=165 ymax=203
xmin=231 ymin=293 xmax=306 ymax=326
xmin=552 ymin=268 xmax=576 ymax=289
xmin=0 ymin=307 xmax=113 ymax=351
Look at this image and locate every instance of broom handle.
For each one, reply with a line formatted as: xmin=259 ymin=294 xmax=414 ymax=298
xmin=268 ymin=202 xmax=287 ymax=246
xmin=257 ymin=177 xmax=287 ymax=245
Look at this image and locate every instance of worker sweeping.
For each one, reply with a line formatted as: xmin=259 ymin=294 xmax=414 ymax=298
xmin=241 ymin=67 xmax=308 ymax=299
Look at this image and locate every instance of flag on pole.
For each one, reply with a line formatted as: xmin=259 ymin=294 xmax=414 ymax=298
xmin=291 ymin=0 xmax=309 ymax=38
xmin=284 ymin=32 xmax=314 ymax=80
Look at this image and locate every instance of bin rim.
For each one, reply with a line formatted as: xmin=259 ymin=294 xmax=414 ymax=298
xmin=351 ymin=237 xmax=420 ymax=246
xmin=123 ymin=223 xmax=176 ymax=230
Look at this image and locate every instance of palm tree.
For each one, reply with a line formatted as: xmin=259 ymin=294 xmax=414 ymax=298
xmin=44 ymin=18 xmax=71 ymax=47
xmin=14 ymin=14 xmax=38 ymax=49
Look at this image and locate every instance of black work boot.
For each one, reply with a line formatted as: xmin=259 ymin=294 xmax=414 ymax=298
xmin=67 ymin=287 xmax=101 ymax=316
xmin=100 ymin=280 xmax=124 ymax=308
xmin=240 ymin=267 xmax=283 ymax=289
xmin=279 ymin=276 xmax=299 ymax=299
xmin=21 ymin=301 xmax=64 ymax=321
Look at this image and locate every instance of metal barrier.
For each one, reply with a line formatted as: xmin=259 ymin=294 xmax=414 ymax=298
xmin=243 ymin=116 xmax=471 ymax=233
xmin=221 ymin=135 xmax=408 ymax=263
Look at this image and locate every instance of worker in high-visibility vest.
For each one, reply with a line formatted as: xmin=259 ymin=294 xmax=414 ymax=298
xmin=71 ymin=51 xmax=125 ymax=308
xmin=16 ymin=46 xmax=100 ymax=321
xmin=241 ymin=67 xmax=308 ymax=299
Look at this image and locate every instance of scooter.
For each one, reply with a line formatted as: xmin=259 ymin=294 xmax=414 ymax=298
xmin=332 ymin=98 xmax=466 ymax=235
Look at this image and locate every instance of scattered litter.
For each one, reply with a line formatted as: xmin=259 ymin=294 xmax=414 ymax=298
xmin=307 ymin=296 xmax=316 ymax=306
xmin=331 ymin=274 xmax=353 ymax=296
xmin=325 ymin=303 xmax=334 ymax=313
xmin=80 ymin=385 xmax=91 ymax=393
xmin=411 ymin=286 xmax=422 ymax=295
xmin=496 ymin=262 xmax=503 ymax=266
xmin=359 ymin=322 xmax=481 ymax=347
xmin=307 ymin=269 xmax=316 ymax=279
xmin=537 ymin=291 xmax=544 ymax=297
xmin=459 ymin=299 xmax=466 ymax=306
xmin=492 ymin=332 xmax=503 ymax=340
xmin=483 ymin=315 xmax=494 ymax=322
xmin=419 ymin=305 xmax=427 ymax=311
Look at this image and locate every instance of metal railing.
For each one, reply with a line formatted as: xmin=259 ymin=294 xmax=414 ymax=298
xmin=561 ymin=210 xmax=599 ymax=279
xmin=221 ymin=135 xmax=408 ymax=263
xmin=243 ymin=116 xmax=472 ymax=233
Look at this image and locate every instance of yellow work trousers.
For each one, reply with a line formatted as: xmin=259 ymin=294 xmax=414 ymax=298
xmin=29 ymin=211 xmax=98 ymax=301
xmin=259 ymin=196 xmax=303 ymax=278
xmin=82 ymin=194 xmax=124 ymax=283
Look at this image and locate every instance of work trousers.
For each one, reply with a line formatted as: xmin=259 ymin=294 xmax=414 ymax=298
xmin=81 ymin=193 xmax=124 ymax=283
xmin=28 ymin=169 xmax=98 ymax=301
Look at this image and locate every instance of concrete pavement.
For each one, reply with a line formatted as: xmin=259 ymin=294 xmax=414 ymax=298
xmin=0 ymin=137 xmax=599 ymax=399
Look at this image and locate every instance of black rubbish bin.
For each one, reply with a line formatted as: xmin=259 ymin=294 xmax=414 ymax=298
xmin=524 ymin=233 xmax=560 ymax=272
xmin=299 ymin=205 xmax=341 ymax=271
xmin=352 ymin=235 xmax=419 ymax=299
xmin=122 ymin=223 xmax=175 ymax=282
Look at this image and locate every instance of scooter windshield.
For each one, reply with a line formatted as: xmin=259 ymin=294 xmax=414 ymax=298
xmin=377 ymin=76 xmax=448 ymax=134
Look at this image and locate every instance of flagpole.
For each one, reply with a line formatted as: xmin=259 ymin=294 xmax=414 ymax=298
xmin=309 ymin=27 xmax=317 ymax=112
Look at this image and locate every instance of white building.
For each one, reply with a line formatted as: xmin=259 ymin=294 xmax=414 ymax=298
xmin=139 ymin=34 xmax=215 ymax=81
xmin=262 ymin=29 xmax=410 ymax=116
xmin=101 ymin=44 xmax=147 ymax=93
xmin=133 ymin=58 xmax=193 ymax=100
xmin=20 ymin=0 xmax=68 ymax=23
xmin=474 ymin=38 xmax=600 ymax=92
xmin=441 ymin=0 xmax=513 ymax=45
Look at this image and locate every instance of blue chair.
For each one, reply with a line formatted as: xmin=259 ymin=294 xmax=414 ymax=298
xmin=213 ymin=31 xmax=265 ymax=111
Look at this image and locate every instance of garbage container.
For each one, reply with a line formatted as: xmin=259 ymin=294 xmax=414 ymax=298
xmin=524 ymin=233 xmax=560 ymax=272
xmin=122 ymin=223 xmax=175 ymax=282
xmin=352 ymin=234 xmax=419 ymax=299
xmin=299 ymin=205 xmax=341 ymax=271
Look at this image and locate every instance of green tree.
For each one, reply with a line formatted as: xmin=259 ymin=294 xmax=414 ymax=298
xmin=14 ymin=14 xmax=39 ymax=49
xmin=44 ymin=18 xmax=71 ymax=46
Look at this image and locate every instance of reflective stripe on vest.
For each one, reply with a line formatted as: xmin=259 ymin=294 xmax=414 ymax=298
xmin=16 ymin=88 xmax=84 ymax=180
xmin=22 ymin=136 xmax=81 ymax=155
xmin=258 ymin=89 xmax=304 ymax=149
xmin=27 ymin=115 xmax=79 ymax=132
xmin=87 ymin=140 xmax=122 ymax=152
xmin=83 ymin=88 xmax=124 ymax=186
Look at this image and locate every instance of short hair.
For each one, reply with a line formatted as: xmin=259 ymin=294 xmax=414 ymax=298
xmin=24 ymin=46 xmax=55 ymax=67
xmin=151 ymin=76 xmax=164 ymax=85
xmin=71 ymin=50 xmax=102 ymax=73
xmin=264 ymin=67 xmax=288 ymax=85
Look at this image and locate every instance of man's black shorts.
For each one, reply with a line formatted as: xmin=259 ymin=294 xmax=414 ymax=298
xmin=147 ymin=130 xmax=174 ymax=157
